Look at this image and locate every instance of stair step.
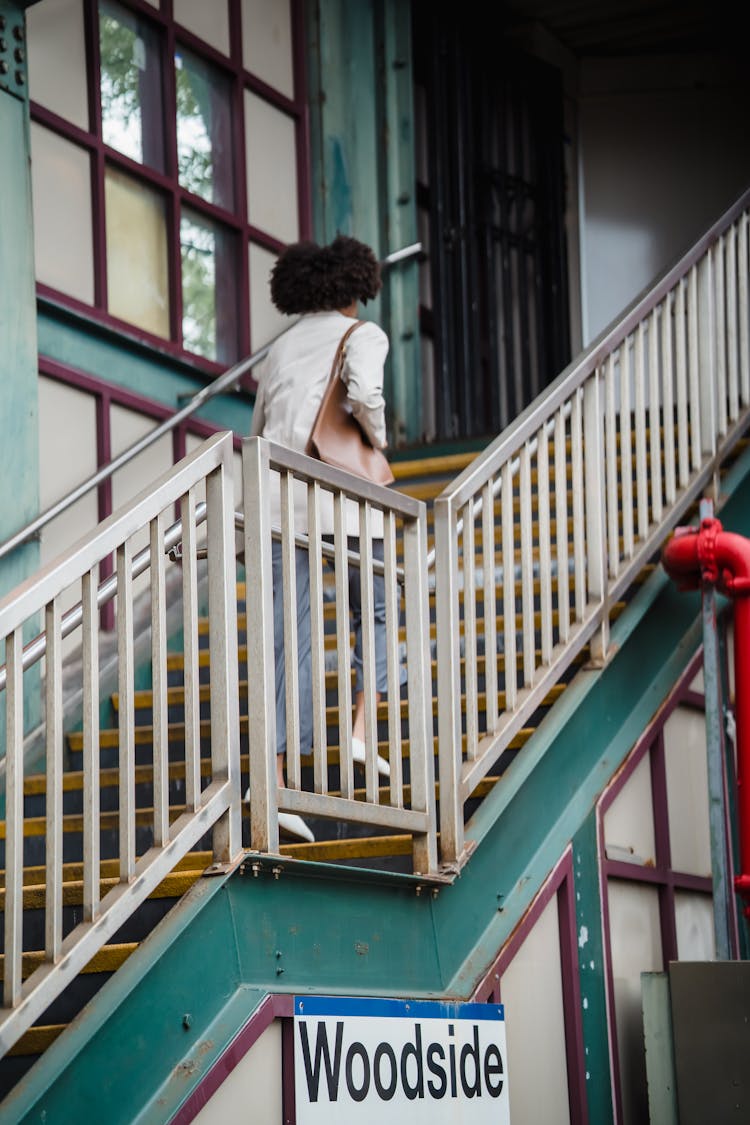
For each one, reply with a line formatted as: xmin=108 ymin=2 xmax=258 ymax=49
xmin=0 ymin=943 xmax=137 ymax=983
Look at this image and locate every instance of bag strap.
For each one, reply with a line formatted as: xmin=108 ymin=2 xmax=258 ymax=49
xmin=328 ymin=319 xmax=365 ymax=387
xmin=306 ymin=320 xmax=365 ymax=454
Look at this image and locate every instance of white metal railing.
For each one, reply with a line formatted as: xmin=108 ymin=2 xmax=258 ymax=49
xmin=0 ymin=432 xmax=240 ymax=1055
xmin=434 ymin=190 xmax=750 ymax=863
xmin=242 ymin=437 xmax=437 ymax=877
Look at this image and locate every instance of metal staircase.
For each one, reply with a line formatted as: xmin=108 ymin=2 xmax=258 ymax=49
xmin=0 ymin=189 xmax=749 ymax=1098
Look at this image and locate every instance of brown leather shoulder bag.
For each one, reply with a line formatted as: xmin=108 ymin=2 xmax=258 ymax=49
xmin=305 ymin=321 xmax=395 ymax=486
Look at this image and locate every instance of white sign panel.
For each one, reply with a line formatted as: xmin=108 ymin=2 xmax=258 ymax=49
xmin=294 ymin=996 xmax=510 ymax=1124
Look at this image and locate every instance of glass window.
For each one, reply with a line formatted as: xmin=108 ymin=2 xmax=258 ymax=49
xmin=31 ymin=123 xmax=95 ymax=305
xmin=181 ymin=210 xmax=237 ymax=363
xmin=176 ymin=48 xmax=234 ymax=209
xmin=99 ymin=0 xmax=165 ymax=170
xmin=29 ymin=1 xmax=306 ymax=363
xmin=241 ymin=0 xmax=294 ymax=99
xmin=105 ymin=166 xmax=170 ymax=337
xmin=27 ymin=0 xmax=89 ymax=130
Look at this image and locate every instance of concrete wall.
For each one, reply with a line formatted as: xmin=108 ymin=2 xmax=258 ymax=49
xmin=578 ymin=52 xmax=750 ymax=344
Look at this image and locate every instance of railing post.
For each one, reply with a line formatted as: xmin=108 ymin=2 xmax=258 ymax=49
xmin=403 ymin=507 xmax=438 ymax=875
xmin=243 ymin=437 xmax=279 ymax=853
xmin=583 ymin=369 xmax=609 ymax=664
xmin=206 ymin=434 xmax=242 ymax=864
xmin=697 ymin=250 xmax=717 ymax=465
xmin=435 ymin=494 xmax=464 ymax=866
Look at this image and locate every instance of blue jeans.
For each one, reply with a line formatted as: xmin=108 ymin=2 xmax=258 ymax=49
xmin=272 ymin=537 xmax=388 ymax=757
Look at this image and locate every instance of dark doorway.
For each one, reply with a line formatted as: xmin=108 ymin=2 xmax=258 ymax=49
xmin=413 ymin=5 xmax=570 ymax=442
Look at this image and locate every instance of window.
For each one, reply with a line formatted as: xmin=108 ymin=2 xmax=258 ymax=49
xmin=27 ymin=0 xmax=308 ymax=369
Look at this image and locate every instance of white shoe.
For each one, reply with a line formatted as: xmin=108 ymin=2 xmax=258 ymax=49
xmin=279 ymin=812 xmax=315 ymax=843
xmin=242 ymin=789 xmax=315 ymax=843
xmin=351 ymin=737 xmax=390 ymax=778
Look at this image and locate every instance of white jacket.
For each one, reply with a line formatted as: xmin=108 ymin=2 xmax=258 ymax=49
xmin=250 ymin=311 xmax=389 ymax=535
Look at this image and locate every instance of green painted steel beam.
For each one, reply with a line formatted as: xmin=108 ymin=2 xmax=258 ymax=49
xmin=0 ymin=1 xmax=39 ymax=600
xmin=306 ymin=0 xmax=422 ymax=445
xmin=7 ymin=451 xmax=750 ymax=1123
xmin=37 ymin=300 xmax=253 ymax=435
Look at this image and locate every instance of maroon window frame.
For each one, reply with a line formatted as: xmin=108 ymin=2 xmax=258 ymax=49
xmin=31 ymin=0 xmax=311 ymax=377
xmin=472 ymin=851 xmax=589 ymax=1125
xmin=598 ymin=644 xmax=736 ymax=1123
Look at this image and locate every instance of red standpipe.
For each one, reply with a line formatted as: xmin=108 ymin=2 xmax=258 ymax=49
xmin=662 ymin=517 xmax=750 ymax=915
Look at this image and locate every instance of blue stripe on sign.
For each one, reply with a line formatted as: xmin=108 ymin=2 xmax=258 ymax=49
xmin=294 ymin=997 xmax=504 ymax=1021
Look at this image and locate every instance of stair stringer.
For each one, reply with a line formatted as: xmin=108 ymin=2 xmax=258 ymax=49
xmin=4 ymin=452 xmax=750 ymax=1125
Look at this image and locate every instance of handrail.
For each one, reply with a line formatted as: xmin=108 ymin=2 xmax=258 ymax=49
xmin=0 ymin=242 xmax=422 ymax=564
xmin=437 ymin=187 xmax=750 ymax=512
xmin=433 ymin=185 xmax=750 ymax=865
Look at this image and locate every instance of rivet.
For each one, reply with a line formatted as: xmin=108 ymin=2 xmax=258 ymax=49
xmin=13 ymin=24 xmax=24 ymax=41
xmin=182 ymin=1013 xmax=193 ymax=1030
xmin=14 ymin=47 xmax=24 ymax=63
xmin=397 ymin=191 xmax=411 ymax=205
xmin=0 ymin=16 xmax=5 ymax=31
xmin=0 ymin=38 xmax=6 ymax=52
xmin=0 ymin=61 xmax=7 ymax=76
xmin=15 ymin=70 xmax=24 ymax=85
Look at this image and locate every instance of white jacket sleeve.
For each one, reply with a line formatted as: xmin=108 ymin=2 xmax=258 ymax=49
xmin=341 ymin=321 xmax=389 ymax=449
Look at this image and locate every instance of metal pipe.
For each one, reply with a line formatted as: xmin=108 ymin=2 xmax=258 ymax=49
xmin=662 ymin=515 xmax=750 ymax=917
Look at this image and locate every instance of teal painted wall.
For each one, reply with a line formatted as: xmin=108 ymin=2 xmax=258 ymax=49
xmin=0 ymin=0 xmax=39 ymax=601
xmin=306 ymin=0 xmax=422 ymax=445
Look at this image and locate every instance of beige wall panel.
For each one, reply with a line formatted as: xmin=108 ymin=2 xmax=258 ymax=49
xmin=241 ymin=0 xmax=294 ymax=98
xmin=27 ymin=0 xmax=88 ymax=129
xmin=500 ymin=895 xmax=571 ymax=1125
xmin=31 ymin=124 xmax=94 ymax=305
xmin=111 ymin=406 xmax=174 ymax=594
xmin=192 ymin=1021 xmax=282 ymax=1124
xmin=674 ymin=890 xmax=715 ymax=961
xmin=174 ymin=0 xmax=230 ymax=55
xmin=38 ymin=378 xmax=99 ymax=646
xmin=663 ymin=706 xmax=711 ymax=877
xmin=244 ymin=92 xmax=299 ymax=244
xmin=608 ymin=881 xmax=662 ymax=1125
xmin=248 ymin=243 xmax=294 ymax=351
xmin=603 ymin=752 xmax=656 ymax=867
xmin=38 ymin=377 xmax=98 ymax=566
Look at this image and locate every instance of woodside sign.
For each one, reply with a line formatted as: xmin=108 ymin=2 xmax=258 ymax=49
xmin=294 ymin=996 xmax=510 ymax=1123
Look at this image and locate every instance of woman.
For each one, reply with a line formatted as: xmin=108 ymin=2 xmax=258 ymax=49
xmin=247 ymin=236 xmax=393 ymax=842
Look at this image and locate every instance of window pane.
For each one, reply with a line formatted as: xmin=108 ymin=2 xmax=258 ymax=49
xmin=28 ymin=0 xmax=89 ymax=129
xmin=248 ymin=242 xmax=291 ymax=351
xmin=176 ymin=48 xmax=234 ymax=209
xmin=174 ymin=0 xmax=229 ymax=57
xmin=31 ymin=123 xmax=94 ymax=304
xmin=500 ymin=896 xmax=571 ymax=1125
xmin=99 ymin=0 xmax=165 ymax=170
xmin=244 ymin=91 xmax=299 ymax=243
xmin=664 ymin=706 xmax=711 ymax=876
xmin=181 ymin=209 xmax=237 ymax=363
xmin=608 ymin=881 xmax=662 ymax=1125
xmin=241 ymin=0 xmax=294 ymax=99
xmin=105 ymin=166 xmax=170 ymax=337
xmin=603 ymin=753 xmax=656 ymax=867
xmin=675 ymin=891 xmax=715 ymax=960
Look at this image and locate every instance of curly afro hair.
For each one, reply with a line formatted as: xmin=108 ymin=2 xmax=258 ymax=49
xmin=269 ymin=235 xmax=381 ymax=315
